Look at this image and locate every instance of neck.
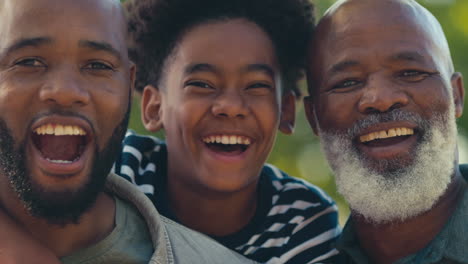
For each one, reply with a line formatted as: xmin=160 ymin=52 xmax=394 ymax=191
xmin=0 ymin=185 xmax=115 ymax=258
xmin=167 ymin=172 xmax=259 ymax=237
xmin=353 ymin=169 xmax=466 ymax=264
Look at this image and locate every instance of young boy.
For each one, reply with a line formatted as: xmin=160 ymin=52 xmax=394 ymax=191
xmin=114 ymin=0 xmax=340 ymax=263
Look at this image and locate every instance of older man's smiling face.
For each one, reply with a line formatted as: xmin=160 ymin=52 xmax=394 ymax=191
xmin=305 ymin=0 xmax=464 ymax=223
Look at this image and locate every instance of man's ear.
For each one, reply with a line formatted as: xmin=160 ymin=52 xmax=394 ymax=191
xmin=451 ymin=72 xmax=465 ymax=118
xmin=141 ymin=85 xmax=164 ymax=132
xmin=303 ymin=95 xmax=319 ymax=136
xmin=279 ymin=90 xmax=296 ymax=135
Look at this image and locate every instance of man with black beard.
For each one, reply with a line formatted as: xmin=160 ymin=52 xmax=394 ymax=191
xmin=305 ymin=0 xmax=467 ymax=263
xmin=0 ymin=0 xmax=257 ymax=263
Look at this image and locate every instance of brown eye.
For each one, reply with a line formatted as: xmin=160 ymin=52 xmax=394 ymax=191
xmin=247 ymin=82 xmax=272 ymax=89
xmin=186 ymin=81 xmax=213 ymax=89
xmin=15 ymin=58 xmax=45 ymax=67
xmin=399 ymin=70 xmax=430 ymax=82
xmin=84 ymin=62 xmax=114 ymax=71
xmin=331 ymin=79 xmax=361 ymax=92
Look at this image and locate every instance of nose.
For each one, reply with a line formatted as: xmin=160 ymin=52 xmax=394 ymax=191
xmin=211 ymin=90 xmax=249 ymax=118
xmin=39 ymin=65 xmax=90 ymax=107
xmin=357 ymin=75 xmax=409 ymax=114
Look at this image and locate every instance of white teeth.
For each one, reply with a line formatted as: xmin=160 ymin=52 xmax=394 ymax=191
xmin=34 ymin=124 xmax=86 ymax=136
xmin=203 ymin=135 xmax=252 ymax=145
xmin=46 ymin=158 xmax=73 ymax=164
xmin=55 ymin=125 xmax=64 ymax=135
xmin=359 ymin=127 xmax=414 ymax=143
xmin=46 ymin=124 xmax=54 ymax=134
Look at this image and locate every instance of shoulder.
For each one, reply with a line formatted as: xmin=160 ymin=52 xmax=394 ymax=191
xmin=114 ymin=131 xmax=167 ymax=195
xmin=249 ymin=165 xmax=340 ymax=263
xmin=162 ymin=217 xmax=258 ymax=264
xmin=122 ymin=130 xmax=166 ymax=155
xmin=262 ymin=164 xmax=336 ymax=208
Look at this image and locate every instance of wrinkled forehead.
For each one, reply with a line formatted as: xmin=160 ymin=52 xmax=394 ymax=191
xmin=0 ymin=0 xmax=127 ymax=53
xmin=309 ymin=0 xmax=452 ymax=89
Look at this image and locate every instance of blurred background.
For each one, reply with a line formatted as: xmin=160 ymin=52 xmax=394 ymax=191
xmin=127 ymin=0 xmax=468 ymax=225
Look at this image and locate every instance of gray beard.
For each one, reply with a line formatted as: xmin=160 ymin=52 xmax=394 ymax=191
xmin=319 ymin=107 xmax=457 ymax=224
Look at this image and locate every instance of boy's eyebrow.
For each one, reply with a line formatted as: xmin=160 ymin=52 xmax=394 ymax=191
xmin=1 ymin=37 xmax=52 ymax=57
xmin=184 ymin=63 xmax=276 ymax=78
xmin=184 ymin=63 xmax=219 ymax=75
xmin=78 ymin=40 xmax=122 ymax=61
xmin=244 ymin=64 xmax=275 ymax=79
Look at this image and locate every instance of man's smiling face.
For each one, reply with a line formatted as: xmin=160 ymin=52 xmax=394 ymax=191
xmin=0 ymin=0 xmax=134 ymax=224
xmin=305 ymin=0 xmax=464 ymax=223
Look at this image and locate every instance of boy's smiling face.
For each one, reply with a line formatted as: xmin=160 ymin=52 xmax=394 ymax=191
xmin=142 ymin=18 xmax=295 ymax=193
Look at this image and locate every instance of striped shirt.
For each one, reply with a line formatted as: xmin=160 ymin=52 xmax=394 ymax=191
xmin=113 ymin=131 xmax=341 ymax=263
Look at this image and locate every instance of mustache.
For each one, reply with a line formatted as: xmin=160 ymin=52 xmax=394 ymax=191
xmin=28 ymin=109 xmax=95 ymax=133
xmin=344 ymin=109 xmax=429 ymax=139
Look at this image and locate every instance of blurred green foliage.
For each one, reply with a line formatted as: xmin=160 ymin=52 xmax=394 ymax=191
xmin=127 ymin=0 xmax=468 ymax=225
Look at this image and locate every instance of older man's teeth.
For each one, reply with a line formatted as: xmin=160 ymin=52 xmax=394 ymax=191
xmin=34 ymin=124 xmax=86 ymax=136
xmin=203 ymin=135 xmax=251 ymax=145
xmin=360 ymin=128 xmax=414 ymax=143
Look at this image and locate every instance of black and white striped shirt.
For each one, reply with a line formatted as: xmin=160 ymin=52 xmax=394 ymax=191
xmin=113 ymin=131 xmax=341 ymax=263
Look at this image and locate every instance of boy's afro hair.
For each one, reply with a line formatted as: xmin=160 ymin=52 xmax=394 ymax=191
xmin=125 ymin=0 xmax=315 ymax=96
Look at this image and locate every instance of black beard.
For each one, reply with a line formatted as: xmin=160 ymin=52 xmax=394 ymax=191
xmin=0 ymin=109 xmax=129 ymax=226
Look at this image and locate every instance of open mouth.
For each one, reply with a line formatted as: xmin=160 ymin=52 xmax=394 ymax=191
xmin=202 ymin=135 xmax=251 ymax=155
xmin=359 ymin=127 xmax=415 ymax=147
xmin=32 ymin=124 xmax=89 ymax=164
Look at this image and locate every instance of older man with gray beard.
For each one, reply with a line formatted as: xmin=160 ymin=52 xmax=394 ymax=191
xmin=305 ymin=0 xmax=466 ymax=263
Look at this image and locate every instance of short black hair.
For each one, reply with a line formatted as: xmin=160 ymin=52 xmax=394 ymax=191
xmin=125 ymin=0 xmax=315 ymax=96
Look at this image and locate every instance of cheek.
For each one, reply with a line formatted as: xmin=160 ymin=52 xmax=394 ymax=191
xmin=162 ymin=99 xmax=205 ymax=137
xmin=251 ymin=97 xmax=281 ymax=137
xmin=317 ymin=93 xmax=358 ymax=131
xmin=410 ymin=81 xmax=453 ymax=118
xmin=92 ymin=86 xmax=129 ymax=138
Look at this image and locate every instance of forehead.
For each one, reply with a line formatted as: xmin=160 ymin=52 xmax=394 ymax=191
xmin=312 ymin=2 xmax=445 ymax=83
xmin=173 ymin=19 xmax=278 ymax=69
xmin=0 ymin=0 xmax=126 ymax=54
xmin=324 ymin=22 xmax=434 ymax=67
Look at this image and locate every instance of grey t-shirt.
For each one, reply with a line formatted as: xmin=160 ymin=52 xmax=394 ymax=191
xmin=61 ymin=196 xmax=153 ymax=264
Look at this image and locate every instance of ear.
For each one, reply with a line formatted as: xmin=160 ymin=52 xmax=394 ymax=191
xmin=141 ymin=85 xmax=164 ymax=132
xmin=278 ymin=90 xmax=296 ymax=135
xmin=303 ymin=95 xmax=319 ymax=136
xmin=451 ymin=72 xmax=465 ymax=118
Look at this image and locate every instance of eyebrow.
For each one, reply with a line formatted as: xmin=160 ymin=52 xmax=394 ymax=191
xmin=78 ymin=40 xmax=122 ymax=61
xmin=184 ymin=63 xmax=220 ymax=75
xmin=327 ymin=60 xmax=360 ymax=77
xmin=389 ymin=51 xmax=427 ymax=64
xmin=2 ymin=37 xmax=52 ymax=57
xmin=244 ymin=64 xmax=276 ymax=79
xmin=184 ymin=63 xmax=276 ymax=79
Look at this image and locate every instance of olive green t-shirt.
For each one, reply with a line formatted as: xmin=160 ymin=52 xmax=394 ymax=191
xmin=61 ymin=196 xmax=153 ymax=264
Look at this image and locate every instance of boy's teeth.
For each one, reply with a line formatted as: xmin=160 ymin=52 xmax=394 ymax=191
xmin=203 ymin=135 xmax=251 ymax=145
xmin=360 ymin=127 xmax=414 ymax=143
xmin=34 ymin=124 xmax=86 ymax=136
